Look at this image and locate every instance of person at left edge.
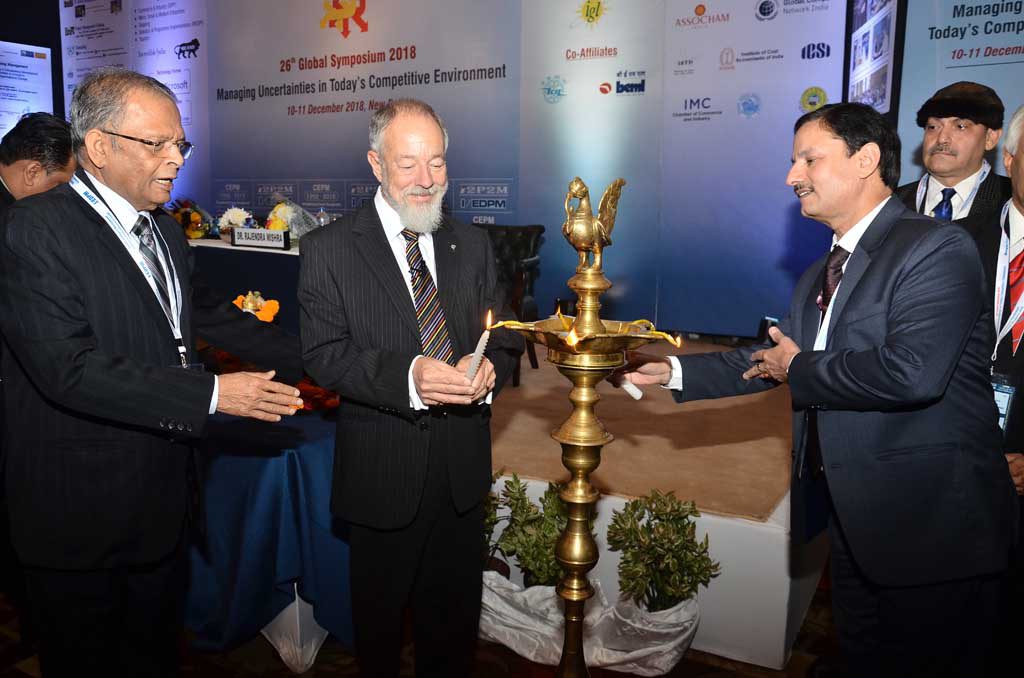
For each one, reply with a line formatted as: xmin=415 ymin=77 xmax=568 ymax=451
xmin=0 ymin=112 xmax=76 ymax=210
xmin=0 ymin=111 xmax=76 ymax=653
xmin=0 ymin=67 xmax=304 ymax=678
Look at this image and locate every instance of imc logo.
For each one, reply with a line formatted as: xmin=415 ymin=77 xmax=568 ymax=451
xmin=683 ymin=96 xmax=712 ymax=110
xmin=801 ymin=42 xmax=831 ymax=59
xmin=320 ymin=0 xmax=368 ymax=39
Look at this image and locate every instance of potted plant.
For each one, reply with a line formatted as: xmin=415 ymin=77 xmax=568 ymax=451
xmin=488 ymin=474 xmax=566 ymax=587
xmin=607 ymin=489 xmax=720 ymax=612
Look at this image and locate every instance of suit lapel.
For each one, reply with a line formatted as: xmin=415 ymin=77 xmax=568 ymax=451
xmin=823 ymin=197 xmax=906 ymax=346
xmin=71 ymin=174 xmax=176 ymax=335
xmin=431 ymin=220 xmax=468 ymax=355
xmin=352 ymin=207 xmax=420 ymax=338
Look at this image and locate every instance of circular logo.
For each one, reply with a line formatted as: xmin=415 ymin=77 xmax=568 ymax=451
xmin=695 ymin=3 xmax=706 ymax=15
xmin=599 ymin=82 xmax=612 ymax=94
xmin=541 ymin=75 xmax=567 ymax=104
xmin=800 ymin=86 xmax=828 ymax=112
xmin=737 ymin=93 xmax=762 ymax=118
xmin=755 ymin=0 xmax=778 ymax=21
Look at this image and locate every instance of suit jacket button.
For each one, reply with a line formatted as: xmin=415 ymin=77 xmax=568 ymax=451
xmin=177 ymin=422 xmax=185 ymax=431
xmin=419 ymin=421 xmax=429 ymax=431
xmin=186 ymin=424 xmax=193 ymax=432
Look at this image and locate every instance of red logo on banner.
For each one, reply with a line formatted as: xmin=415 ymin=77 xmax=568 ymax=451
xmin=599 ymin=82 xmax=612 ymax=94
xmin=320 ymin=0 xmax=369 ymax=39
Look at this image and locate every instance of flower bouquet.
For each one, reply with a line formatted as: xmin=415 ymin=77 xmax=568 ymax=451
xmin=265 ymin=195 xmax=320 ymax=239
xmin=170 ymin=199 xmax=214 ymax=239
xmin=217 ymin=206 xmax=254 ymax=243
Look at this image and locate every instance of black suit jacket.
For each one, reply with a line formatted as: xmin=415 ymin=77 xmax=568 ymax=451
xmin=0 ymin=172 xmax=302 ymax=569
xmin=299 ymin=203 xmax=522 ymax=529
xmin=676 ymin=198 xmax=1017 ymax=587
xmin=896 ymin=169 xmax=1012 ymax=245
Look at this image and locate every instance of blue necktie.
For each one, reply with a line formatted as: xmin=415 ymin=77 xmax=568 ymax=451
xmin=932 ymin=187 xmax=956 ymax=221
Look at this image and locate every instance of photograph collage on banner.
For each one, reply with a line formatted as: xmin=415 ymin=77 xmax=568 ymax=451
xmin=848 ymin=0 xmax=897 ymax=113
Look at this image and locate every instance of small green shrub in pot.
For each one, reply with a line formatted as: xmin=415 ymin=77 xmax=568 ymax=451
xmin=607 ymin=489 xmax=721 ymax=612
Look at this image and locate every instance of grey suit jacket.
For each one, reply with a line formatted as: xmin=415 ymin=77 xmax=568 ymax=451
xmin=299 ymin=204 xmax=523 ymax=529
xmin=675 ymin=198 xmax=1017 ymax=587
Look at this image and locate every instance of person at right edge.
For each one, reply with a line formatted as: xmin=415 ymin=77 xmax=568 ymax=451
xmin=980 ymin=103 xmax=1024 ymax=668
xmin=616 ymin=103 xmax=1017 ymax=677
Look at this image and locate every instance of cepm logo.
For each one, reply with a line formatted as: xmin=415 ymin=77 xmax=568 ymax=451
xmin=800 ymin=42 xmax=831 ymax=59
xmin=755 ymin=0 xmax=778 ymax=21
xmin=320 ymin=0 xmax=369 ymax=39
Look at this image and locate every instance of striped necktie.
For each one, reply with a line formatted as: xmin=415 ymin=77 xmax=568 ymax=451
xmin=401 ymin=229 xmax=456 ymax=365
xmin=132 ymin=213 xmax=173 ymax=323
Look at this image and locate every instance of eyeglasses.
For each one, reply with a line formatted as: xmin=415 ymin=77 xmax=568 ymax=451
xmin=101 ymin=129 xmax=194 ymax=160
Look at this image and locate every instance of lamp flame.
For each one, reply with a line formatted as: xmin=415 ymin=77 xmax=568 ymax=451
xmin=485 ymin=309 xmax=493 ymax=329
xmin=566 ymin=328 xmax=580 ymax=347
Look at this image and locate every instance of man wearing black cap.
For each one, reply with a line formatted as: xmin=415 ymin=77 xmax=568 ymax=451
xmin=896 ymin=81 xmax=1011 ymax=242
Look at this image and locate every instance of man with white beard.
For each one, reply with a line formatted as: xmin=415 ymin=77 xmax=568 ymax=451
xmin=298 ymin=98 xmax=522 ymax=677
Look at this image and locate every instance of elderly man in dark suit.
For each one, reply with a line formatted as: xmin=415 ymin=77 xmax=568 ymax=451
xmin=621 ymin=103 xmax=1017 ymax=677
xmin=0 ymin=68 xmax=304 ymax=677
xmin=895 ymin=81 xmax=1011 ymax=240
xmin=299 ymin=98 xmax=522 ymax=678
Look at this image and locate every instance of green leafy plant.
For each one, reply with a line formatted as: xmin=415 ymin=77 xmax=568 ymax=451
xmin=607 ymin=490 xmax=721 ymax=612
xmin=486 ymin=474 xmax=568 ymax=587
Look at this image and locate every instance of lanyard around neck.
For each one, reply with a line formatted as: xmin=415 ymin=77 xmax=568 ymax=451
xmin=68 ymin=175 xmax=186 ymax=361
xmin=993 ymin=200 xmax=1019 ymax=360
xmin=915 ymin=159 xmax=990 ymax=217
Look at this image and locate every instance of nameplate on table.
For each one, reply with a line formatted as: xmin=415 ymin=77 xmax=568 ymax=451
xmin=231 ymin=228 xmax=291 ymax=250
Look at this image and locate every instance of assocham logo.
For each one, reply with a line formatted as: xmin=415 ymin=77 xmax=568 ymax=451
xmin=800 ymin=86 xmax=828 ymax=112
xmin=675 ymin=3 xmax=730 ymax=28
xmin=320 ymin=0 xmax=368 ymax=39
xmin=577 ymin=0 xmax=608 ymax=26
xmin=541 ymin=75 xmax=567 ymax=103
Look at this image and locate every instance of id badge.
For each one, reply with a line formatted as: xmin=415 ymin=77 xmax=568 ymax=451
xmin=991 ymin=373 xmax=1015 ymax=432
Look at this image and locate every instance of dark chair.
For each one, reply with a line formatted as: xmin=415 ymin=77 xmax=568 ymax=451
xmin=477 ymin=224 xmax=545 ymax=386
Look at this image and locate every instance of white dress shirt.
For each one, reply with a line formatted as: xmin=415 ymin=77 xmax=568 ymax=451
xmin=85 ymin=171 xmax=219 ymax=413
xmin=922 ymin=164 xmax=986 ymax=221
xmin=373 ymin=187 xmax=491 ymax=409
xmin=665 ymin=196 xmax=892 ymax=390
xmin=1008 ymin=199 xmax=1024 ymax=262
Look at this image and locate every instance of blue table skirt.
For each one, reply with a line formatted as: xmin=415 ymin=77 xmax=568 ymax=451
xmin=185 ymin=411 xmax=353 ymax=650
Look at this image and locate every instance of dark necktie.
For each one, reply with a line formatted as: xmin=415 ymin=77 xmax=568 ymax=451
xmin=818 ymin=245 xmax=850 ymax=315
xmin=401 ymin=229 xmax=456 ymax=365
xmin=132 ymin=214 xmax=173 ymax=322
xmin=932 ymin=187 xmax=957 ymax=221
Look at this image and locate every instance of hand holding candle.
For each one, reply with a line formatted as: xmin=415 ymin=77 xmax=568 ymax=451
xmin=466 ymin=310 xmax=493 ymax=381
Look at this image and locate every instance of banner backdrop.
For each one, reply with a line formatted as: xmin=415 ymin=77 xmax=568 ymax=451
xmin=898 ymin=0 xmax=1024 ymax=181
xmin=206 ymin=1 xmax=519 ymax=224
xmin=658 ymin=0 xmax=846 ymax=335
xmin=59 ymin=0 xmax=850 ymax=335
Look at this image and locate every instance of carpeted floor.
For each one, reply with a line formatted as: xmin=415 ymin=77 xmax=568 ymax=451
xmin=0 ymin=585 xmax=839 ymax=677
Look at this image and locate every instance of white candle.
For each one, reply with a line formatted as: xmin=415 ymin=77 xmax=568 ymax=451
xmin=466 ymin=310 xmax=493 ymax=381
xmin=620 ymin=380 xmax=643 ymax=400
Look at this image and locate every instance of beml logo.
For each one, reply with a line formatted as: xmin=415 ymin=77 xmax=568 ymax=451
xmin=599 ymin=82 xmax=612 ymax=94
